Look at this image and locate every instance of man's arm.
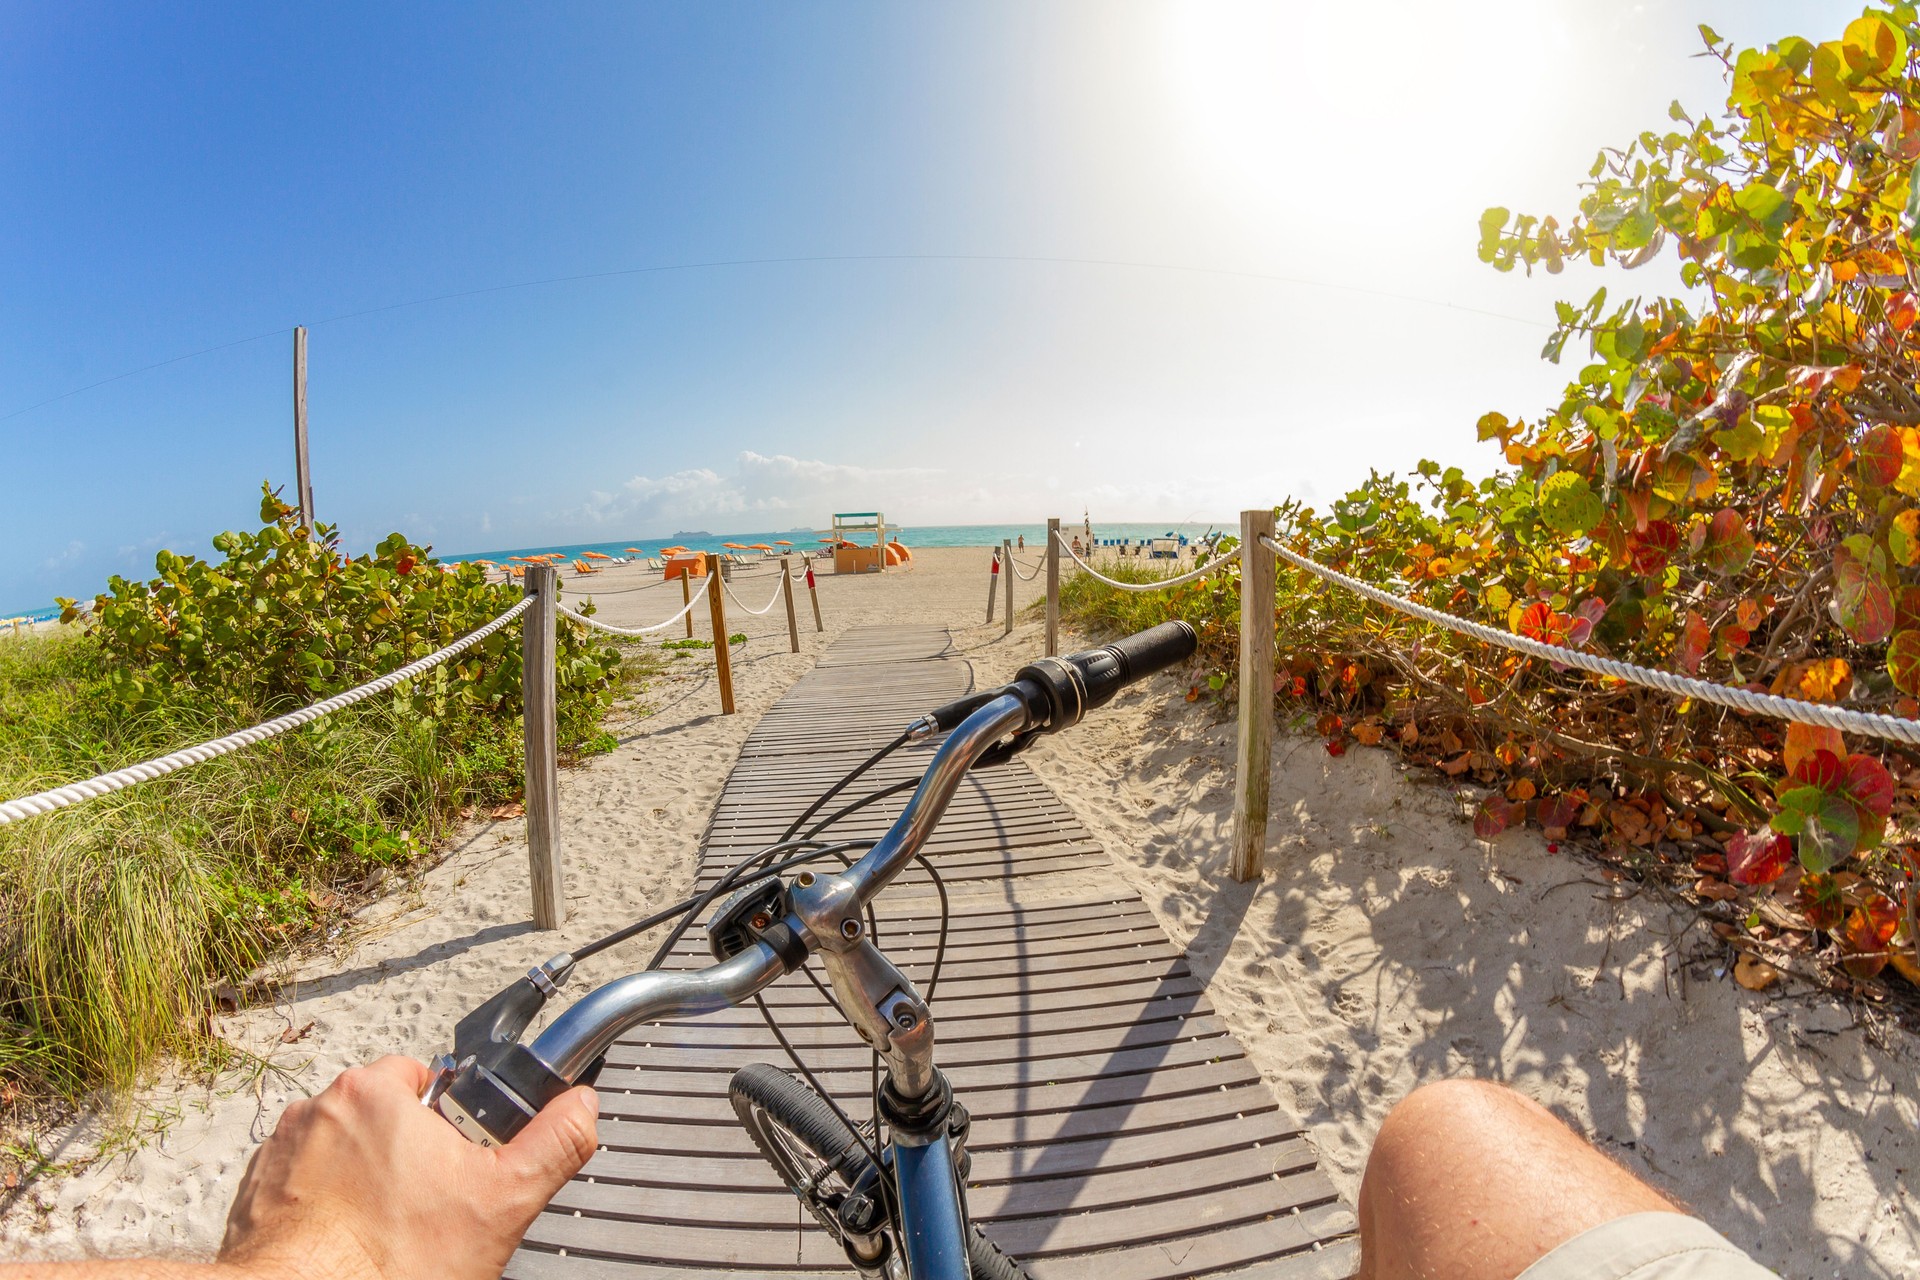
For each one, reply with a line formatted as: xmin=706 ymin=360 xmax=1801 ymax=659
xmin=3 ymin=1056 xmax=598 ymax=1280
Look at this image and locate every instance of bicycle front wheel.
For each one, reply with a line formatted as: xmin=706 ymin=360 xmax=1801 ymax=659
xmin=727 ymin=1063 xmax=1032 ymax=1279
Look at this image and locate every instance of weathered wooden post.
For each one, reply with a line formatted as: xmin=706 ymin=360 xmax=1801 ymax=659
xmin=1045 ymin=517 xmax=1061 ymax=656
xmin=805 ymin=562 xmax=824 ymax=632
xmin=293 ymin=326 xmax=315 ymax=531
xmin=706 ymin=552 xmax=736 ymax=715
xmin=1002 ymin=538 xmax=1014 ymax=636
xmin=986 ymin=547 xmax=1000 ymax=623
xmin=1230 ymin=509 xmax=1278 ymax=883
xmin=521 ymin=564 xmax=565 ymax=928
xmin=780 ymin=555 xmax=801 ymax=653
xmin=680 ymin=567 xmax=694 ymax=639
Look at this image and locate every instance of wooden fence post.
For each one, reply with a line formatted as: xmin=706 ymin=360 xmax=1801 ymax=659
xmin=781 ymin=556 xmax=801 ymax=653
xmin=986 ymin=548 xmax=1000 ymax=623
xmin=1045 ymin=517 xmax=1061 ymax=656
xmin=680 ymin=568 xmax=694 ymax=639
xmin=292 ymin=326 xmax=314 ymax=531
xmin=521 ymin=564 xmax=565 ymax=928
xmin=706 ymin=553 xmax=736 ymax=714
xmin=805 ymin=562 xmax=824 ymax=632
xmin=1002 ymin=538 xmax=1014 ymax=636
xmin=1230 ymin=509 xmax=1278 ymax=883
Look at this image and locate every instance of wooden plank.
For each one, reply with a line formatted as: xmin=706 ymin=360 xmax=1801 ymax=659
xmin=1232 ymin=507 xmax=1277 ymax=881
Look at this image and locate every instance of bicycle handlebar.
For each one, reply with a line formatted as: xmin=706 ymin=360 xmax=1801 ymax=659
xmin=427 ymin=622 xmax=1197 ymax=1147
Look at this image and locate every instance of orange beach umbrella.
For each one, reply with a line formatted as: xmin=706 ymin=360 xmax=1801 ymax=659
xmin=625 ymin=547 xmax=643 ymax=553
xmin=583 ymin=551 xmax=612 ymax=560
xmin=748 ymin=543 xmax=773 ymax=550
xmin=773 ymin=540 xmax=793 ymax=546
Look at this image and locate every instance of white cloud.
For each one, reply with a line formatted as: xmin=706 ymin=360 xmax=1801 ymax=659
xmin=42 ymin=540 xmax=85 ymax=572
xmin=566 ymin=453 xmax=948 ymax=533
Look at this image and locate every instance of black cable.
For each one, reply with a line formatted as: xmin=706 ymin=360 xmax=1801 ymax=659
xmin=779 ymin=728 xmax=917 ymax=842
xmin=801 ymin=776 xmax=921 ymax=842
xmin=914 ymin=854 xmax=951 ymax=1004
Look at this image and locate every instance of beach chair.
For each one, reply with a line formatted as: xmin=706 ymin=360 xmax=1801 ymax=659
xmin=573 ymin=559 xmax=600 ymax=575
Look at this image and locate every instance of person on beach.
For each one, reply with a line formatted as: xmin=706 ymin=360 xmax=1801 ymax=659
xmin=0 ymin=1066 xmax=1769 ymax=1279
xmin=1017 ymin=534 xmax=1024 ymax=550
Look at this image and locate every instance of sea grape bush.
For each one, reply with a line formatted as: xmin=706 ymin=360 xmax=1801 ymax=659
xmin=1067 ymin=8 xmax=1920 ymax=988
xmin=60 ymin=483 xmax=620 ymax=746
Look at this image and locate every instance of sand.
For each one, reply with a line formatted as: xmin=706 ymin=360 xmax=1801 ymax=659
xmin=5 ymin=545 xmax=1917 ymax=1279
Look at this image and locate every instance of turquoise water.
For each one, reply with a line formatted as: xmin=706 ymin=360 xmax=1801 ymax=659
xmin=439 ymin=522 xmax=1228 ymax=568
xmin=4 ymin=522 xmax=1225 ymax=623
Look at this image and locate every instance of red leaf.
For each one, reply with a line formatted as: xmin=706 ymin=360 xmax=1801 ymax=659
xmin=1856 ymin=424 xmax=1905 ymax=488
xmin=1473 ymin=796 xmax=1515 ymax=840
xmin=1841 ymin=893 xmax=1900 ymax=979
xmin=1727 ymin=829 xmax=1794 ymax=886
xmin=1678 ymin=610 xmax=1711 ymax=675
xmin=395 ymin=554 xmax=417 ymax=576
xmin=1840 ymin=753 xmax=1895 ymax=819
xmin=1789 ymin=748 xmax=1846 ymax=794
xmin=1565 ymin=597 xmax=1608 ymax=646
xmin=1889 ymin=630 xmax=1920 ymax=696
xmin=1834 ymin=549 xmax=1895 ymax=644
xmin=1799 ymin=873 xmax=1846 ymax=932
xmin=1324 ymin=738 xmax=1347 ymax=757
xmin=1516 ymin=601 xmax=1571 ymax=645
xmin=1536 ymin=793 xmax=1580 ymax=835
xmin=1890 ymin=292 xmax=1920 ymax=333
xmin=1699 ymin=509 xmax=1755 ymax=574
xmin=1625 ymin=520 xmax=1680 ymax=574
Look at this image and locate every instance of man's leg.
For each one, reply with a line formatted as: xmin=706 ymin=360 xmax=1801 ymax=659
xmin=1357 ymin=1078 xmax=1676 ymax=1280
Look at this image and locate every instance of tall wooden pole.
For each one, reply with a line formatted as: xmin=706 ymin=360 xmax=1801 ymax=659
xmin=706 ymin=552 xmax=736 ymax=714
xmin=780 ymin=555 xmax=801 ymax=653
xmin=680 ymin=567 xmax=695 ymax=638
xmin=521 ymin=564 xmax=564 ymax=928
xmin=1230 ymin=509 xmax=1278 ymax=883
xmin=1002 ymin=538 xmax=1014 ymax=637
xmin=805 ymin=562 xmax=824 ymax=632
xmin=985 ymin=548 xmax=999 ymax=623
xmin=1045 ymin=517 xmax=1061 ymax=656
xmin=293 ymin=326 xmax=314 ymax=531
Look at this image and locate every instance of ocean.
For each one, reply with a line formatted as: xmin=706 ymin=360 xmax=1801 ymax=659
xmin=3 ymin=522 xmax=1228 ymax=625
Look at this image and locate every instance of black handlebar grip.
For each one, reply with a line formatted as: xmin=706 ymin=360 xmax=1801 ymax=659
xmin=1016 ymin=621 xmax=1198 ymax=733
xmin=1103 ymin=620 xmax=1199 ymax=686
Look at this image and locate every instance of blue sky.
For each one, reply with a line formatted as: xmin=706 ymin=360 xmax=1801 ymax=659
xmin=0 ymin=0 xmax=1862 ymax=615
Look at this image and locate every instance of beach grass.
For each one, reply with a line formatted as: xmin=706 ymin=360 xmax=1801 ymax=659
xmin=0 ymin=623 xmax=631 ymax=1117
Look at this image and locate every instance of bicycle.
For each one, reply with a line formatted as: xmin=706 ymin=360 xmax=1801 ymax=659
xmin=422 ymin=620 xmax=1198 ymax=1279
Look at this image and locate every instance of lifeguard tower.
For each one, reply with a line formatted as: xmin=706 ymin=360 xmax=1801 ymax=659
xmin=829 ymin=511 xmax=889 ymax=573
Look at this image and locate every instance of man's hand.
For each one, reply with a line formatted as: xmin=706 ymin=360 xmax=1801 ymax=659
xmin=218 ymin=1055 xmax=597 ymax=1280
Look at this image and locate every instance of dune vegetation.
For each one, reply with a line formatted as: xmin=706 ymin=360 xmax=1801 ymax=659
xmin=0 ymin=486 xmax=627 ymax=1116
xmin=1064 ymin=7 xmax=1920 ymax=1005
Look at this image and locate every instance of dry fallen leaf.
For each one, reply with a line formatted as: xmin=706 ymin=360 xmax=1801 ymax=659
xmin=490 ymin=802 xmax=526 ymax=820
xmin=1695 ymin=877 xmax=1741 ymax=902
xmin=1352 ymin=722 xmax=1384 ymax=746
xmin=1398 ymin=722 xmax=1420 ymax=746
xmin=1438 ymin=753 xmax=1473 ymax=777
xmin=280 ymin=1021 xmax=315 ymax=1045
xmin=1733 ymin=953 xmax=1781 ymax=991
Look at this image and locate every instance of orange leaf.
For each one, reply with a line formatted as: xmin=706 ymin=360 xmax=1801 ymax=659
xmin=1784 ymin=722 xmax=1846 ymax=774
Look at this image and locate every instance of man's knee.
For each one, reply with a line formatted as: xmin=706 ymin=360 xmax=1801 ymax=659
xmin=1368 ymin=1077 xmax=1529 ymax=1175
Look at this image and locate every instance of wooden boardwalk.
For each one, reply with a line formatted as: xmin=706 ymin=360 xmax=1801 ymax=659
xmin=509 ymin=626 xmax=1358 ymax=1280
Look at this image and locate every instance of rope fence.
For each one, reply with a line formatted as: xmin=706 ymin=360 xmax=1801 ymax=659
xmin=561 ymin=574 xmax=713 ymax=636
xmin=1007 ymin=555 xmax=1044 ymax=582
xmin=1053 ymin=529 xmax=1239 ymax=592
xmin=0 ymin=597 xmax=534 ymax=826
xmin=723 ymin=570 xmax=791 ymax=616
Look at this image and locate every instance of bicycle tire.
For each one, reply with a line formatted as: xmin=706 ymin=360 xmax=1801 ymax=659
xmin=728 ymin=1064 xmax=1033 ymax=1279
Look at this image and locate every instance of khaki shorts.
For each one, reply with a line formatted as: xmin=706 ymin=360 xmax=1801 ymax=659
xmin=1519 ymin=1212 xmax=1774 ymax=1279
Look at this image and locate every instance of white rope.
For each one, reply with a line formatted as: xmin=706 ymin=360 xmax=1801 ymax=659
xmin=1054 ymin=530 xmax=1241 ymax=592
xmin=1008 ymin=555 xmax=1044 ymax=581
xmin=0 ymin=597 xmax=535 ymax=826
xmin=722 ymin=572 xmax=788 ymax=616
xmin=558 ymin=574 xmax=712 ymax=636
xmin=1258 ymin=534 xmax=1920 ymax=745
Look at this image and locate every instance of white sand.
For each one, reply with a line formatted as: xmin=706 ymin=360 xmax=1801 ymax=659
xmin=6 ymin=547 xmax=1917 ymax=1280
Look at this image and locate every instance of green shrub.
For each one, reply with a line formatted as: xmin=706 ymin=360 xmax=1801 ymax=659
xmin=2 ymin=487 xmax=627 ymax=1110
